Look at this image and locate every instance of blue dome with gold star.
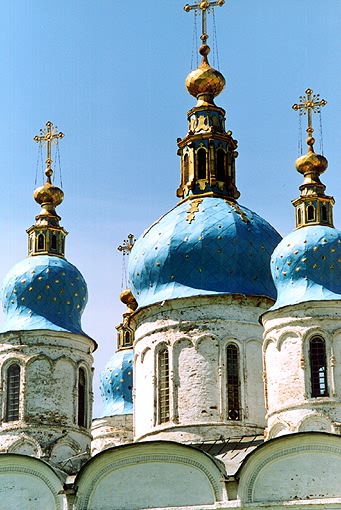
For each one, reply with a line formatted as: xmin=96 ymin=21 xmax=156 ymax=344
xmin=100 ymin=349 xmax=133 ymax=417
xmin=270 ymin=225 xmax=341 ymax=310
xmin=128 ymin=196 xmax=282 ymax=308
xmin=0 ymin=255 xmax=88 ymax=335
xmin=0 ymin=121 xmax=90 ymax=338
xmin=270 ymin=93 xmax=340 ymax=311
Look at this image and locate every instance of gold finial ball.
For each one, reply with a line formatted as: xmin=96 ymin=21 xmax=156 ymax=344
xmin=199 ymin=44 xmax=210 ymax=58
xmin=120 ymin=288 xmax=138 ymax=311
xmin=34 ymin=181 xmax=64 ymax=208
xmin=307 ymin=136 xmax=315 ymax=147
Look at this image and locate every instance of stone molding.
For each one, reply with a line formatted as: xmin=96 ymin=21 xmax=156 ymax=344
xmin=0 ymin=461 xmax=63 ymax=510
xmin=77 ymin=452 xmax=223 ymax=509
xmin=238 ymin=435 xmax=341 ymax=503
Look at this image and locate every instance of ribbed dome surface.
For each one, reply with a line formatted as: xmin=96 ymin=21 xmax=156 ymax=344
xmin=0 ymin=255 xmax=88 ymax=335
xmin=100 ymin=349 xmax=133 ymax=417
xmin=186 ymin=61 xmax=225 ymax=99
xmin=271 ymin=225 xmax=341 ymax=310
xmin=128 ymin=197 xmax=281 ymax=307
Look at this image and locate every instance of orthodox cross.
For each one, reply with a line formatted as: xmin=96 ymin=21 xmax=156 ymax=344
xmin=34 ymin=121 xmax=64 ymax=181
xmin=118 ymin=234 xmax=135 ymax=255
xmin=184 ymin=0 xmax=225 ymax=43
xmin=118 ymin=234 xmax=135 ymax=290
xmin=292 ymin=88 xmax=327 ymax=136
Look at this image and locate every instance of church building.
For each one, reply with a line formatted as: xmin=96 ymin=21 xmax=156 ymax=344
xmin=0 ymin=2 xmax=340 ymax=509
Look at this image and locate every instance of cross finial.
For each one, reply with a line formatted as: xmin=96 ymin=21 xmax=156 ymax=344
xmin=34 ymin=121 xmax=64 ymax=183
xmin=118 ymin=234 xmax=135 ymax=291
xmin=184 ymin=0 xmax=225 ymax=44
xmin=292 ymin=88 xmax=327 ymax=137
xmin=118 ymin=234 xmax=135 ymax=256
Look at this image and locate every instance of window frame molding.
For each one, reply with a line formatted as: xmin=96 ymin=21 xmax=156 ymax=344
xmin=196 ymin=146 xmax=208 ymax=180
xmin=154 ymin=343 xmax=172 ymax=426
xmin=183 ymin=152 xmax=190 ymax=185
xmin=225 ymin=342 xmax=241 ymax=421
xmin=77 ymin=364 xmax=91 ymax=429
xmin=221 ymin=338 xmax=243 ymax=422
xmin=302 ymin=330 xmax=333 ymax=399
xmin=37 ymin=232 xmax=46 ymax=251
xmin=309 ymin=336 xmax=329 ymax=398
xmin=216 ymin=147 xmax=226 ymax=182
xmin=1 ymin=359 xmax=25 ymax=423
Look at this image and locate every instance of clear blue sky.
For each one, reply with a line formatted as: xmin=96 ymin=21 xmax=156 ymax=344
xmin=0 ymin=1 xmax=339 ymax=416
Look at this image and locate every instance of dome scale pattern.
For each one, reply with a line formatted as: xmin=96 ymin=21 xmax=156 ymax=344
xmin=100 ymin=349 xmax=133 ymax=417
xmin=128 ymin=197 xmax=282 ymax=308
xmin=271 ymin=225 xmax=341 ymax=310
xmin=0 ymin=255 xmax=88 ymax=335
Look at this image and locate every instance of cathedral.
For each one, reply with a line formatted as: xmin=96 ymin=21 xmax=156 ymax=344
xmin=0 ymin=2 xmax=340 ymax=510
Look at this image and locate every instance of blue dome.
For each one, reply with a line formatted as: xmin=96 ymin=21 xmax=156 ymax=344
xmin=0 ymin=255 xmax=88 ymax=335
xmin=99 ymin=349 xmax=133 ymax=417
xmin=128 ymin=197 xmax=282 ymax=307
xmin=270 ymin=225 xmax=341 ymax=310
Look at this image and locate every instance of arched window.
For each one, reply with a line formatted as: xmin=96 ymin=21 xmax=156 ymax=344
xmin=37 ymin=233 xmax=45 ymax=250
xmin=124 ymin=330 xmax=131 ymax=346
xmin=310 ymin=337 xmax=328 ymax=397
xmin=117 ymin=330 xmax=123 ymax=349
xmin=6 ymin=364 xmax=20 ymax=422
xmin=29 ymin=235 xmax=34 ymax=254
xmin=321 ymin=204 xmax=328 ymax=222
xmin=197 ymin=148 xmax=206 ymax=179
xmin=297 ymin=208 xmax=302 ymax=225
xmin=157 ymin=347 xmax=170 ymax=424
xmin=226 ymin=344 xmax=240 ymax=420
xmin=51 ymin=234 xmax=57 ymax=250
xmin=307 ymin=205 xmax=315 ymax=221
xmin=216 ymin=149 xmax=225 ymax=181
xmin=183 ymin=154 xmax=189 ymax=184
xmin=78 ymin=368 xmax=86 ymax=427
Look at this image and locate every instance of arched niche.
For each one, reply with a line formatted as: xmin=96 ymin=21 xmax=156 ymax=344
xmin=238 ymin=433 xmax=341 ymax=503
xmin=75 ymin=442 xmax=225 ymax=510
xmin=0 ymin=455 xmax=64 ymax=510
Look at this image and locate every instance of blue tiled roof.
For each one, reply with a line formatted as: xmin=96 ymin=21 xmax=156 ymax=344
xmin=100 ymin=349 xmax=133 ymax=417
xmin=0 ymin=255 xmax=88 ymax=335
xmin=128 ymin=197 xmax=281 ymax=307
xmin=271 ymin=225 xmax=341 ymax=310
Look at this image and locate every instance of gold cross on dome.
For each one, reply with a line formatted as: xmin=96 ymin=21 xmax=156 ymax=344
xmin=292 ymin=88 xmax=327 ymax=135
xmin=184 ymin=0 xmax=225 ymax=43
xmin=34 ymin=121 xmax=64 ymax=181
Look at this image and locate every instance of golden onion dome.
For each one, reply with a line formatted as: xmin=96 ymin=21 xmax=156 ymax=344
xmin=120 ymin=288 xmax=138 ymax=311
xmin=186 ymin=44 xmax=225 ymax=105
xmin=34 ymin=180 xmax=64 ymax=208
xmin=295 ymin=136 xmax=328 ymax=178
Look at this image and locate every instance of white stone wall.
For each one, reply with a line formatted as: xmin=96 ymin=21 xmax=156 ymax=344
xmin=3 ymin=428 xmax=341 ymax=510
xmin=238 ymin=432 xmax=341 ymax=504
xmin=262 ymin=301 xmax=341 ymax=439
xmin=132 ymin=294 xmax=272 ymax=442
xmin=0 ymin=330 xmax=95 ymax=474
xmin=0 ymin=455 xmax=66 ymax=510
xmin=76 ymin=441 xmax=227 ymax=510
xmin=91 ymin=414 xmax=133 ymax=455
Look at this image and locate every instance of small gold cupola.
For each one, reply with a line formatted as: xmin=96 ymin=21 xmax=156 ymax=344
xmin=116 ymin=234 xmax=137 ymax=350
xmin=177 ymin=0 xmax=240 ymax=202
xmin=26 ymin=121 xmax=68 ymax=257
xmin=292 ymin=89 xmax=334 ymax=229
xmin=116 ymin=288 xmax=137 ymax=350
